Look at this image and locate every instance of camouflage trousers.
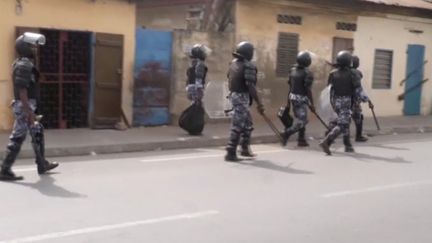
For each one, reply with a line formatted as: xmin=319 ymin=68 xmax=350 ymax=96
xmin=327 ymin=96 xmax=352 ymax=138
xmin=1 ymin=99 xmax=44 ymax=169
xmin=286 ymin=94 xmax=309 ymax=134
xmin=351 ymin=100 xmax=363 ymax=126
xmin=226 ymin=92 xmax=253 ymax=150
xmin=186 ymin=84 xmax=204 ymax=104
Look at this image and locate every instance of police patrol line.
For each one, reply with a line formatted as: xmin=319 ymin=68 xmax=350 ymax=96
xmin=0 ymin=34 xmax=375 ymax=181
xmin=179 ymin=41 xmax=375 ymax=162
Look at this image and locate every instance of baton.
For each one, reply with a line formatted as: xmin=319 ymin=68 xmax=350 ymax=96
xmin=260 ymin=113 xmax=285 ymax=144
xmin=308 ymin=105 xmax=329 ymax=130
xmin=370 ymin=107 xmax=381 ymax=131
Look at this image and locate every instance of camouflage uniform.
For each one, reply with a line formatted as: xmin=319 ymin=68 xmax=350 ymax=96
xmin=282 ymin=65 xmax=314 ymax=146
xmin=226 ymin=59 xmax=257 ymax=153
xmin=227 ymin=92 xmax=253 ymax=150
xmin=351 ymin=68 xmax=370 ymax=142
xmin=186 ymin=59 xmax=207 ymax=103
xmin=1 ymin=57 xmax=58 ymax=180
xmin=330 ymin=96 xmax=352 ymax=136
xmin=320 ymin=66 xmax=361 ymax=154
xmin=288 ymin=94 xmax=309 ymax=132
xmin=327 ymin=69 xmax=368 ymax=134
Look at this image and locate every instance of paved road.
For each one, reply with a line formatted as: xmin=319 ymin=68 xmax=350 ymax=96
xmin=1 ymin=133 xmax=431 ymax=243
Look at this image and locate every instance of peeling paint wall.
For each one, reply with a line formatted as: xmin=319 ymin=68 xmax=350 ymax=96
xmin=136 ymin=3 xmax=207 ymax=31
xmin=136 ymin=2 xmax=236 ymax=121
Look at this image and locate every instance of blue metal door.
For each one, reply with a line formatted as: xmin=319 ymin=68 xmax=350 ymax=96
xmin=133 ymin=29 xmax=172 ymax=126
xmin=404 ymin=45 xmax=425 ymax=116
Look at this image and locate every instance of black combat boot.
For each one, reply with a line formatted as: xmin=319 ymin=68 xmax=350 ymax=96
xmin=36 ymin=160 xmax=59 ymax=175
xmin=343 ymin=135 xmax=355 ymax=153
xmin=319 ymin=139 xmax=332 ymax=156
xmin=0 ymin=167 xmax=23 ymax=181
xmin=355 ymin=123 xmax=368 ymax=142
xmin=31 ymin=122 xmax=59 ymax=175
xmin=319 ymin=127 xmax=340 ymax=155
xmin=297 ymin=127 xmax=309 ymax=147
xmin=240 ymin=145 xmax=256 ymax=157
xmin=0 ymin=139 xmax=25 ymax=181
xmin=281 ymin=129 xmax=296 ymax=146
xmin=225 ymin=148 xmax=240 ymax=162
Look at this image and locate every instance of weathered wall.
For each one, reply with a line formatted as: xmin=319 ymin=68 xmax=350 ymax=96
xmin=355 ymin=15 xmax=432 ymax=116
xmin=136 ymin=2 xmax=235 ymax=122
xmin=137 ymin=4 xmax=190 ymax=30
xmin=136 ymin=3 xmax=207 ymax=31
xmin=0 ymin=0 xmax=136 ymax=130
xmin=171 ymin=30 xmax=235 ymax=119
xmin=236 ymin=0 xmax=357 ymax=115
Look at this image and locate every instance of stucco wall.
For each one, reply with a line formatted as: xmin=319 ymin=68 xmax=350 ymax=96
xmin=355 ymin=15 xmax=432 ymax=116
xmin=137 ymin=5 xmax=190 ymax=30
xmin=171 ymin=30 xmax=235 ymax=120
xmin=236 ymin=0 xmax=357 ymax=115
xmin=0 ymin=0 xmax=135 ymax=130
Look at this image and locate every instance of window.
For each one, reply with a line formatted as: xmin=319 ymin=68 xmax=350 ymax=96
xmin=336 ymin=22 xmax=357 ymax=32
xmin=276 ymin=32 xmax=299 ymax=77
xmin=332 ymin=37 xmax=353 ymax=63
xmin=372 ymin=49 xmax=393 ymax=89
xmin=277 ymin=14 xmax=302 ymax=25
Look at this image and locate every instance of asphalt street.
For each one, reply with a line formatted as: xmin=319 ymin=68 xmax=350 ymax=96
xmin=1 ymin=133 xmax=431 ymax=243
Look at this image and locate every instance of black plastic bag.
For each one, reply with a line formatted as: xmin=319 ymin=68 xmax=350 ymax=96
xmin=179 ymin=103 xmax=205 ymax=135
xmin=278 ymin=106 xmax=293 ymax=129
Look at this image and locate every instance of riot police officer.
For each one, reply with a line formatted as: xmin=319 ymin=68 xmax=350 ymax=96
xmin=225 ymin=41 xmax=265 ymax=162
xmin=186 ymin=44 xmax=208 ymax=104
xmin=351 ymin=55 xmax=374 ymax=142
xmin=320 ymin=51 xmax=364 ymax=155
xmin=0 ymin=32 xmax=59 ymax=181
xmin=282 ymin=51 xmax=315 ymax=147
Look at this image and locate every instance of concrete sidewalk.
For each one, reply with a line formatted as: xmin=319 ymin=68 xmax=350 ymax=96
xmin=0 ymin=115 xmax=431 ymax=159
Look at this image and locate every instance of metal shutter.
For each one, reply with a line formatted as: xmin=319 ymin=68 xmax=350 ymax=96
xmin=372 ymin=50 xmax=393 ymax=89
xmin=276 ymin=32 xmax=299 ymax=78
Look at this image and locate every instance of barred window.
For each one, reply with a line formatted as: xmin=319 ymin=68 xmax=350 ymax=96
xmin=372 ymin=49 xmax=393 ymax=89
xmin=277 ymin=15 xmax=302 ymax=25
xmin=336 ymin=22 xmax=357 ymax=32
xmin=276 ymin=32 xmax=299 ymax=77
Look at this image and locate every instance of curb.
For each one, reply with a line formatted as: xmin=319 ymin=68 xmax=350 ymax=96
xmin=1 ymin=126 xmax=431 ymax=159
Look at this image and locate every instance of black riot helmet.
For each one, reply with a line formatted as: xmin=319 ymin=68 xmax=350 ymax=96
xmin=296 ymin=51 xmax=312 ymax=67
xmin=352 ymin=55 xmax=360 ymax=69
xmin=233 ymin=41 xmax=254 ymax=61
xmin=190 ymin=44 xmax=207 ymax=60
xmin=336 ymin=50 xmax=352 ymax=68
xmin=15 ymin=32 xmax=46 ymax=58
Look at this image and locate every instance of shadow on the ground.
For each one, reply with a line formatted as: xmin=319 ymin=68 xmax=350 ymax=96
xmin=13 ymin=175 xmax=87 ymax=199
xmin=238 ymin=159 xmax=314 ymax=175
xmin=363 ymin=144 xmax=410 ymax=151
xmin=332 ymin=151 xmax=412 ymax=164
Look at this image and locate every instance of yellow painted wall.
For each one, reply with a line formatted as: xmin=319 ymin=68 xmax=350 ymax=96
xmin=236 ymin=0 xmax=357 ymax=114
xmin=355 ymin=16 xmax=432 ymax=116
xmin=0 ymin=0 xmax=135 ymax=130
xmin=136 ymin=5 xmax=190 ymax=30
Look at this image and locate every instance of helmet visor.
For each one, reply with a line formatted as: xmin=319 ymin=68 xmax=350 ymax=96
xmin=23 ymin=32 xmax=46 ymax=46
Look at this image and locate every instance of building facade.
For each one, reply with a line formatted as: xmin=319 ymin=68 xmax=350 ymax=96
xmin=0 ymin=0 xmax=136 ymax=130
xmin=236 ymin=0 xmax=432 ymax=117
xmin=137 ymin=0 xmax=432 ymax=121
